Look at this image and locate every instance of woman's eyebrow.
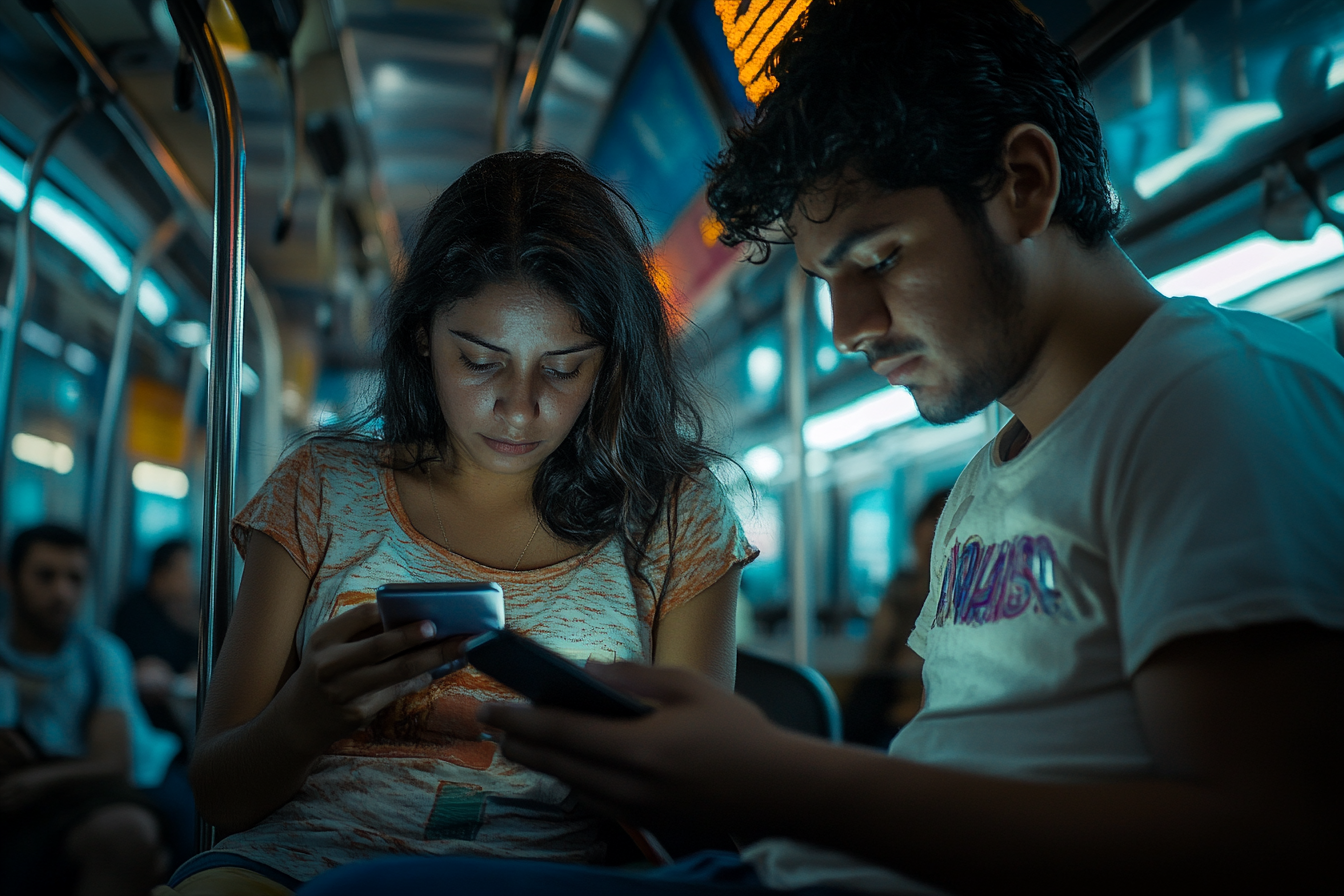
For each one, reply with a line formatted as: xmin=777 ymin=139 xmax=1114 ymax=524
xmin=448 ymin=329 xmax=600 ymax=356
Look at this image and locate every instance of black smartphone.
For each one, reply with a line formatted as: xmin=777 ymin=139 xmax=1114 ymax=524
xmin=375 ymin=582 xmax=505 ymax=637
xmin=464 ymin=629 xmax=652 ymax=718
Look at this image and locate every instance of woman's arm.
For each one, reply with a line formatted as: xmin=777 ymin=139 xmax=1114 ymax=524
xmin=650 ymin=568 xmax=741 ymax=688
xmin=190 ymin=533 xmax=461 ymax=834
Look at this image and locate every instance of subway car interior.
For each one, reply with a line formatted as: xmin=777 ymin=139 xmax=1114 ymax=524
xmin=0 ymin=0 xmax=1341 ymax=892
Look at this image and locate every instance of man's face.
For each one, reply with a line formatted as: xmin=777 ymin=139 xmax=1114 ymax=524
xmin=11 ymin=543 xmax=88 ymax=643
xmin=791 ymin=183 xmax=1042 ymax=424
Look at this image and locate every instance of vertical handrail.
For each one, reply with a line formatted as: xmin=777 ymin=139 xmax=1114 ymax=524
xmin=0 ymin=99 xmax=90 ymax=512
xmin=165 ymin=0 xmax=247 ymax=852
xmin=516 ymin=0 xmax=582 ymax=149
xmin=784 ymin=270 xmax=812 ymax=666
xmin=88 ymin=215 xmax=183 ymax=608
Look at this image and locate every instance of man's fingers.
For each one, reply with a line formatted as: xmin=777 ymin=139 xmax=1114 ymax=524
xmin=478 ymin=703 xmax=638 ymax=765
xmin=498 ymin=735 xmax=654 ymax=809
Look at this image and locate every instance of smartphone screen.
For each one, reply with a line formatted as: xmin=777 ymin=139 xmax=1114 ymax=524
xmin=464 ymin=629 xmax=651 ymax=718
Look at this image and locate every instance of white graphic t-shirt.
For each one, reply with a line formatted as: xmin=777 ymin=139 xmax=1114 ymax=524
xmin=745 ymin=296 xmax=1344 ymax=892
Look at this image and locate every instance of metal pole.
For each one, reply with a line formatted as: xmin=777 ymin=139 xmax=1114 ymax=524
xmin=0 ymin=98 xmax=91 ymax=514
xmin=784 ymin=269 xmax=812 ymax=666
xmin=516 ymin=0 xmax=582 ymax=149
xmin=88 ymin=216 xmax=183 ymax=604
xmin=165 ymin=0 xmax=246 ymax=853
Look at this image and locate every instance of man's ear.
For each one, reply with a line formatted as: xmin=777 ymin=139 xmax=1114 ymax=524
xmin=995 ymin=123 xmax=1061 ymax=241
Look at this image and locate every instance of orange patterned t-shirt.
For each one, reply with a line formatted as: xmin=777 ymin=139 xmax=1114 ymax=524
xmin=209 ymin=439 xmax=755 ymax=881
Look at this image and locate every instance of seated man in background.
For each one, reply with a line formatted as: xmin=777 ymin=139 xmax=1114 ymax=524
xmin=1 ymin=525 xmax=169 ymax=895
xmin=114 ymin=539 xmax=198 ymax=742
xmin=299 ymin=2 xmax=1342 ymax=894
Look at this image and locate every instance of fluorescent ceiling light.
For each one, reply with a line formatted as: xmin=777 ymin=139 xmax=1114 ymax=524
xmin=64 ymin=342 xmax=97 ymax=375
xmin=12 ymin=432 xmax=73 ymax=474
xmin=137 ymin=274 xmax=175 ymax=326
xmin=746 ymin=345 xmax=783 ymax=394
xmin=167 ymin=320 xmax=209 ymax=347
xmin=1152 ymin=221 xmax=1344 ymax=306
xmin=132 ymin=460 xmax=190 ymax=499
xmin=816 ymin=345 xmax=839 ymax=372
xmin=0 ymin=139 xmax=177 ymax=325
xmin=21 ymin=320 xmax=63 ymax=358
xmin=804 ymin=387 xmax=919 ymax=452
xmin=1134 ymin=102 xmax=1282 ymax=200
xmin=743 ymin=444 xmax=784 ymax=483
xmin=1330 ymin=55 xmax=1344 ymax=90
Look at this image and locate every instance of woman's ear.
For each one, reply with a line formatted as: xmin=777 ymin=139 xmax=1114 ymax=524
xmin=416 ymin=327 xmax=430 ymax=357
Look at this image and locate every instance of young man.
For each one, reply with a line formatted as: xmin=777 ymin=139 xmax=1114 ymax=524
xmin=301 ymin=2 xmax=1342 ymax=893
xmin=1 ymin=525 xmax=169 ymax=894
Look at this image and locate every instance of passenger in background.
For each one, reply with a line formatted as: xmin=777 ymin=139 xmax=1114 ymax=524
xmin=844 ymin=489 xmax=949 ymax=747
xmin=114 ymin=539 xmax=198 ymax=743
xmin=171 ymin=152 xmax=754 ymax=896
xmin=0 ymin=525 xmax=169 ymax=896
xmin=113 ymin=538 xmax=199 ymax=871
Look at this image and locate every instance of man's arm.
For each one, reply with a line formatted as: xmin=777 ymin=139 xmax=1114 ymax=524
xmin=0 ymin=709 xmax=130 ymax=811
xmin=481 ymin=621 xmax=1341 ymax=894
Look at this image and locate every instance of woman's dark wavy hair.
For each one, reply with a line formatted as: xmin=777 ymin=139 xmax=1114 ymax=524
xmin=339 ymin=151 xmax=723 ymax=600
xmin=706 ymin=0 xmax=1123 ymax=255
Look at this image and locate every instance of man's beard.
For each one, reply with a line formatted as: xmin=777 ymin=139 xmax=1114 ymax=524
xmin=914 ymin=218 xmax=1037 ymax=425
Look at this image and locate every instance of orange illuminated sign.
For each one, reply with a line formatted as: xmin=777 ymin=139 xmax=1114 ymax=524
xmin=714 ymin=0 xmax=812 ymax=104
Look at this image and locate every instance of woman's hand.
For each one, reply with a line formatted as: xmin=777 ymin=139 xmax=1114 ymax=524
xmin=276 ymin=602 xmax=465 ymax=756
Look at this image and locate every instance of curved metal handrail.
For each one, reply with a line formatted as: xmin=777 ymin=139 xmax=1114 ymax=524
xmin=164 ymin=3 xmax=246 ymax=855
xmin=0 ymin=98 xmax=91 ymax=501
xmin=87 ymin=215 xmax=184 ymax=600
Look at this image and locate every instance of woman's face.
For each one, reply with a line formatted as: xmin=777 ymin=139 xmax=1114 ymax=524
xmin=426 ymin=281 xmax=605 ymax=478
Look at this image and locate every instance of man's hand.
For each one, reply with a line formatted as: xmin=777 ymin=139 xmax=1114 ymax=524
xmin=477 ymin=662 xmax=807 ymax=827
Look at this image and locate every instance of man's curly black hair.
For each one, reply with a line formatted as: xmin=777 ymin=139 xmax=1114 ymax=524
xmin=706 ymin=0 xmax=1123 ymax=256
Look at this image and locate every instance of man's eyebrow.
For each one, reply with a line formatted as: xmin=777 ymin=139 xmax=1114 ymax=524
xmin=820 ymin=223 xmax=893 ymax=270
xmin=448 ymin=330 xmax=600 ymax=356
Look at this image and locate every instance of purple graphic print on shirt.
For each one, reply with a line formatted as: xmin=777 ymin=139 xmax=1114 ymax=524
xmin=932 ymin=534 xmax=1072 ymax=628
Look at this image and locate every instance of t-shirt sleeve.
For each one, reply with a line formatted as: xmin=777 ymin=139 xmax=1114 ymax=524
xmin=644 ymin=470 xmax=759 ymax=620
xmin=232 ymin=441 xmax=327 ymax=578
xmin=1108 ymin=349 xmax=1344 ymax=675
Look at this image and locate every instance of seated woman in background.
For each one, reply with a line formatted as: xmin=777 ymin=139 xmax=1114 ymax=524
xmin=166 ymin=152 xmax=755 ymax=896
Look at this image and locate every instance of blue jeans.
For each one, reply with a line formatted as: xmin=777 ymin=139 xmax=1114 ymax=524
xmin=296 ymin=851 xmax=852 ymax=895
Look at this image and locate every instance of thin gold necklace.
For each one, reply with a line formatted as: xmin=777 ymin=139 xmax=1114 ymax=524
xmin=429 ymin=461 xmax=542 ymax=571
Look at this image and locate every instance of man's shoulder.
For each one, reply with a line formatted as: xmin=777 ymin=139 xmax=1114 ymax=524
xmin=1143 ymin=297 xmax=1343 ymax=384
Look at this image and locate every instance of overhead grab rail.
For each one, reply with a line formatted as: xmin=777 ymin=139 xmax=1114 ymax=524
xmin=162 ymin=0 xmax=247 ymax=852
xmin=516 ymin=0 xmax=583 ymax=149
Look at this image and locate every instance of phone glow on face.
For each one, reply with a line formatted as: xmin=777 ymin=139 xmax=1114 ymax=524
xmin=427 ymin=281 xmax=604 ymax=477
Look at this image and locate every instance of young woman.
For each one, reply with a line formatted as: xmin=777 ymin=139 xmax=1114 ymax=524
xmin=167 ymin=152 xmax=755 ymax=895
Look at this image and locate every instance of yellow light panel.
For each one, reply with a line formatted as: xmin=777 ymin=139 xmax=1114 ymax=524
xmin=715 ymin=0 xmax=812 ymax=104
